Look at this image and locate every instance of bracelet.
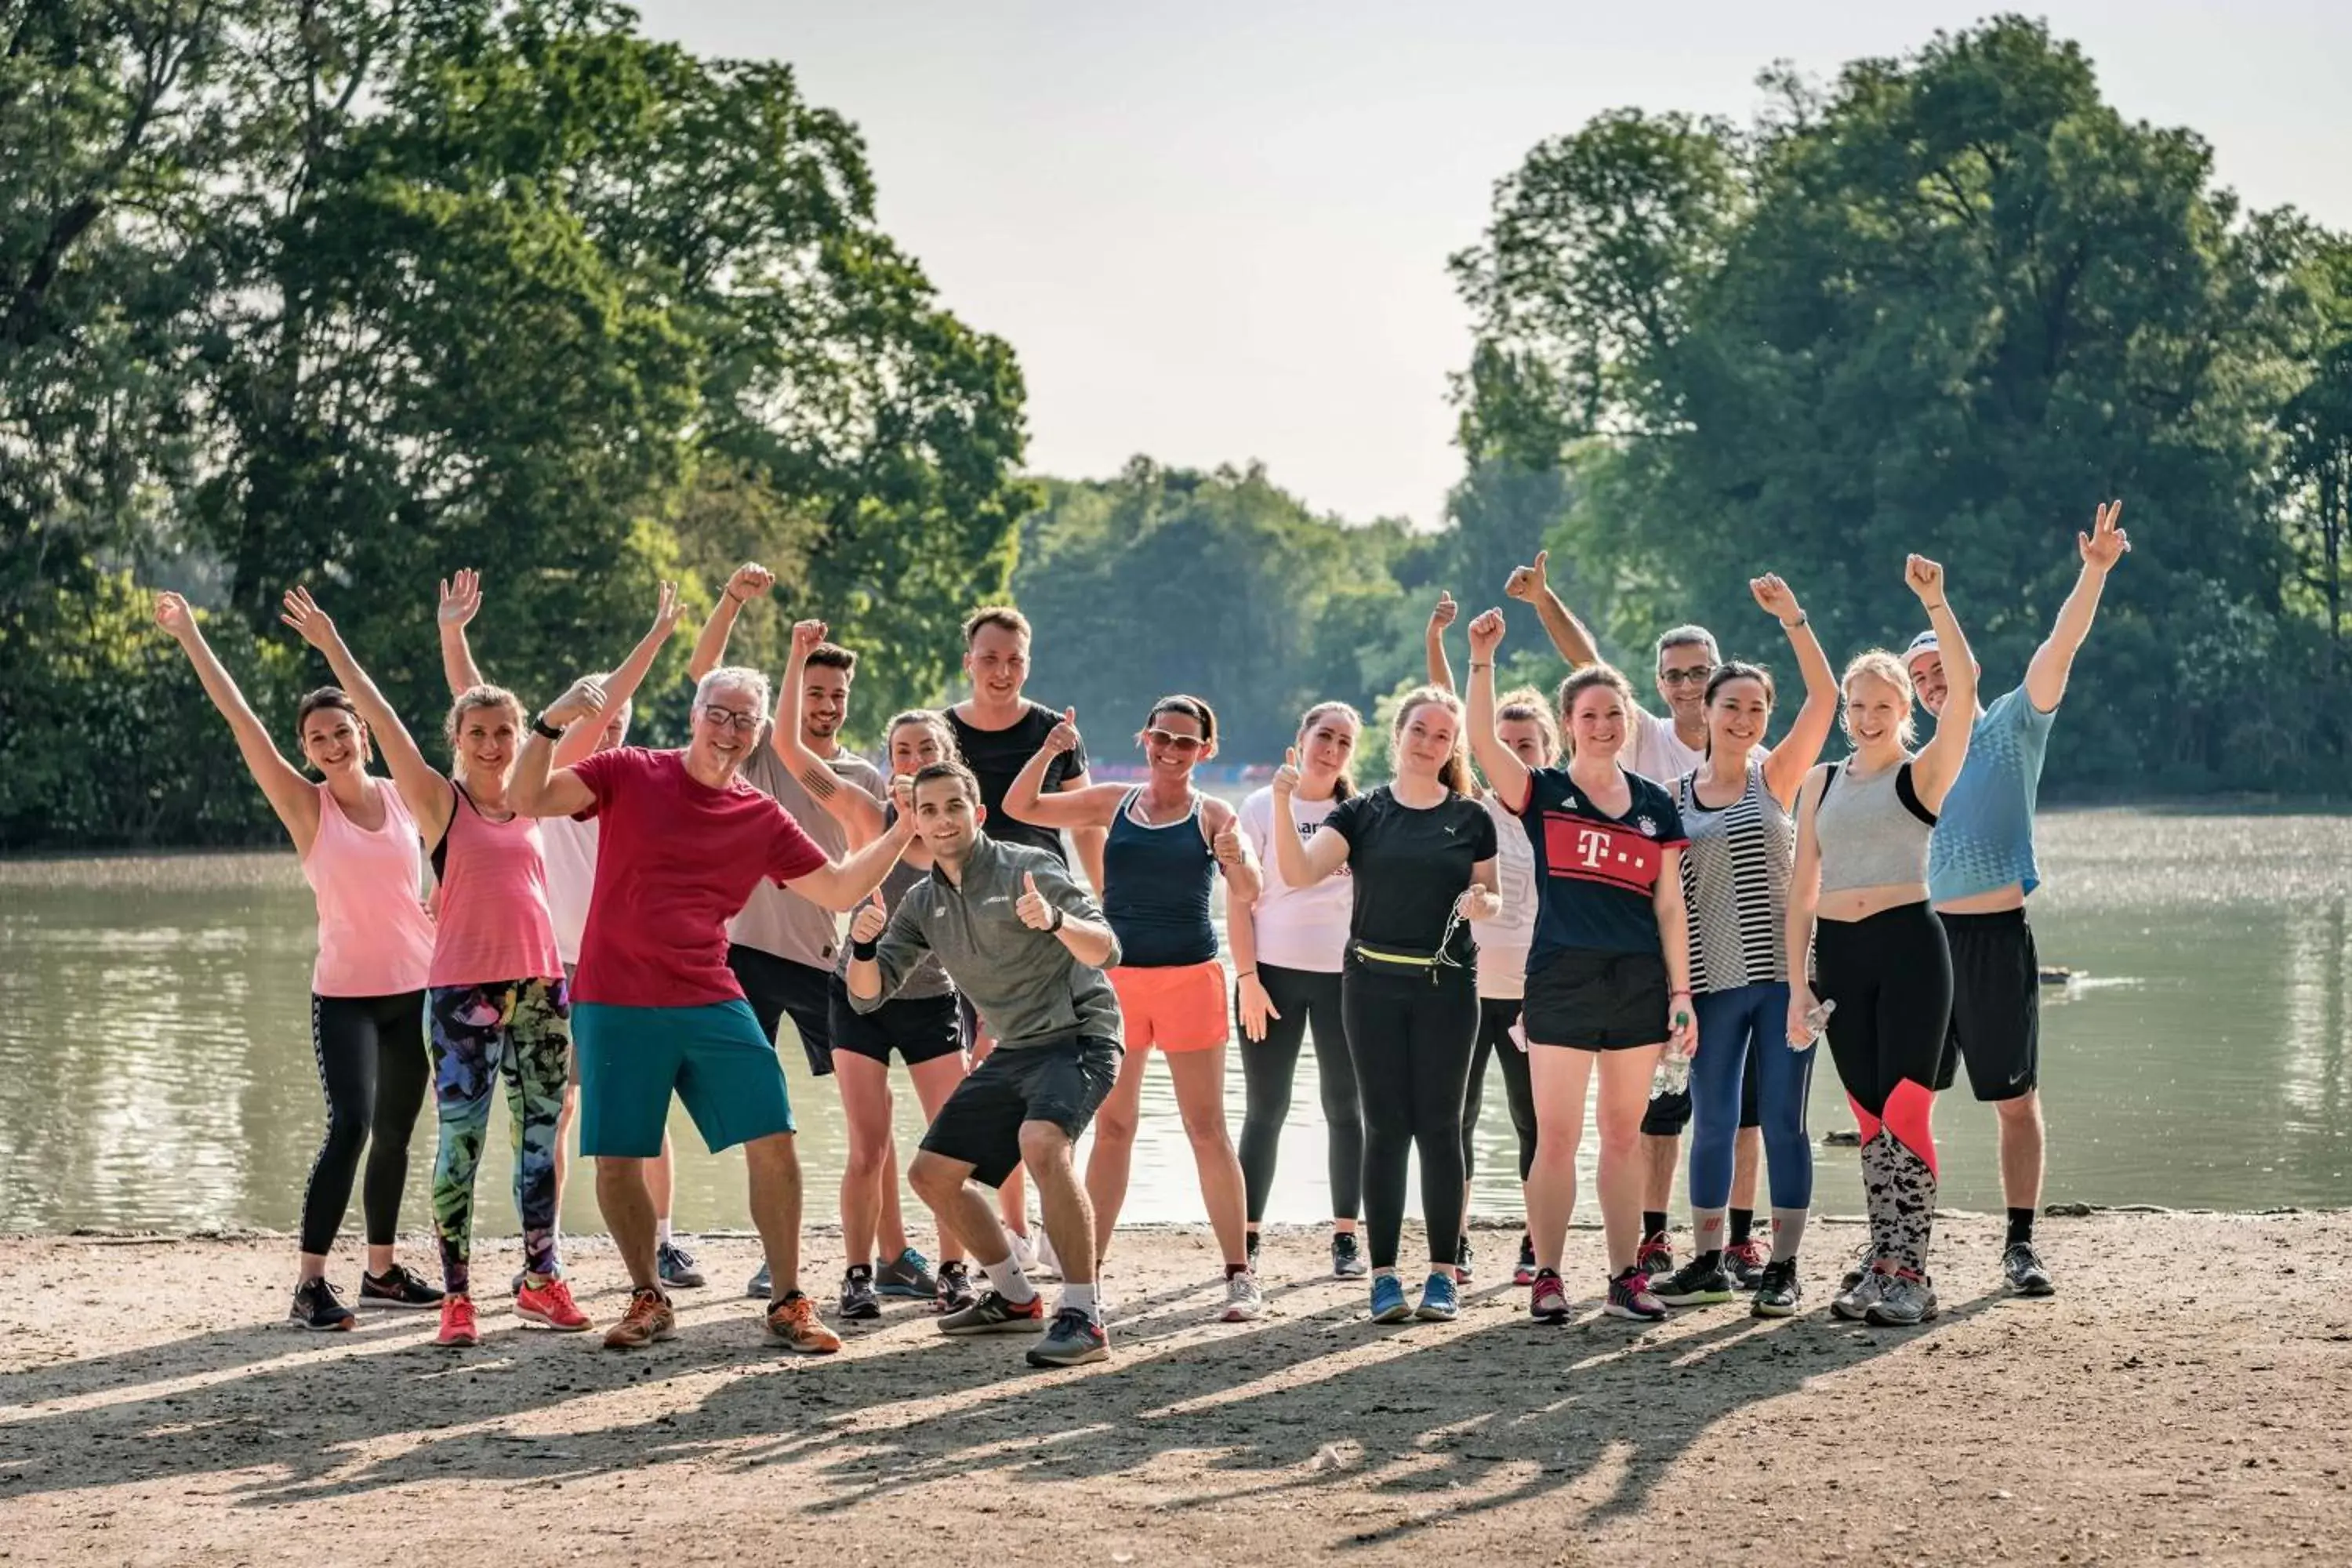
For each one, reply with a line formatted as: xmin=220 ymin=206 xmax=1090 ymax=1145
xmin=851 ymin=937 xmax=879 ymax=962
xmin=1925 ymin=602 xmax=1946 ymax=612
xmin=1048 ymin=906 xmax=1066 ymax=934
xmin=1468 ymin=661 xmax=1494 ymax=670
xmin=1671 ymin=988 xmax=1693 ymax=998
xmin=531 ymin=715 xmax=564 ymax=740
xmin=1780 ymin=614 xmax=1806 ymax=630
xmin=1234 ymin=967 xmax=1257 ymax=978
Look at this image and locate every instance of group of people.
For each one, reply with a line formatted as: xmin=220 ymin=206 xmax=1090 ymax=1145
xmin=156 ymin=496 xmax=2129 ymax=1365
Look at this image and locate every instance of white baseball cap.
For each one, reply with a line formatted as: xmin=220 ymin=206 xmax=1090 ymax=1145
xmin=1903 ymin=630 xmax=1940 ymax=677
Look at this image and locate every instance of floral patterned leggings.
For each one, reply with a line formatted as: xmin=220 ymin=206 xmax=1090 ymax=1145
xmin=426 ymin=978 xmax=570 ymax=1295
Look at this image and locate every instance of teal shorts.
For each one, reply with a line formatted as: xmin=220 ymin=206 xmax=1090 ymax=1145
xmin=573 ymin=1000 xmax=795 ymax=1157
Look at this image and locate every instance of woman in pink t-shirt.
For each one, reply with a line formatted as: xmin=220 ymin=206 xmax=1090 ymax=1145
xmin=155 ymin=593 xmax=441 ymax=1331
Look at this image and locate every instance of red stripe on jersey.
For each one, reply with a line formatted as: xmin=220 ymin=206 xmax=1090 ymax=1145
xmin=1539 ymin=811 xmax=1681 ymax=895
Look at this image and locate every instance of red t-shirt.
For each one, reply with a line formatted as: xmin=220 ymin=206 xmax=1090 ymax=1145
xmin=568 ymin=747 xmax=828 ymax=1007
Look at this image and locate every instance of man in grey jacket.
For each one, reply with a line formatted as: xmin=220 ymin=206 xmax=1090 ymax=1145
xmin=847 ymin=760 xmax=1123 ymax=1367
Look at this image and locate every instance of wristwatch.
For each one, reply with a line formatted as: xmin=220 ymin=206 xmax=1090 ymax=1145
xmin=531 ymin=714 xmax=564 ymax=740
xmin=1048 ymin=906 xmax=1066 ymax=934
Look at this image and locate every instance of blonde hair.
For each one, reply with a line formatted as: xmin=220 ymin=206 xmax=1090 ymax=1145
xmin=444 ymin=684 xmax=526 ymax=786
xmin=1389 ymin=685 xmax=1474 ymax=796
xmin=1840 ymin=650 xmax=1918 ymax=748
xmin=1494 ymin=684 xmax=1562 ymax=765
xmin=1554 ymin=662 xmax=1638 ymax=757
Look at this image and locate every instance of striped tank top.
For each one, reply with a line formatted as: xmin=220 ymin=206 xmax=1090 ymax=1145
xmin=1675 ymin=757 xmax=1793 ymax=993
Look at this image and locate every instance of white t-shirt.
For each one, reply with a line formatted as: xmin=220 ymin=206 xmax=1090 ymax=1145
xmin=1237 ymin=786 xmax=1354 ymax=975
xmin=542 ymin=813 xmax=598 ymax=967
xmin=1476 ymin=792 xmax=1537 ymax=1000
xmin=1622 ymin=706 xmax=1704 ymax=788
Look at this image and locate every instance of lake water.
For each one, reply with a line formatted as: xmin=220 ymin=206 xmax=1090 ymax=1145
xmin=2 ymin=806 xmax=2347 ymax=1239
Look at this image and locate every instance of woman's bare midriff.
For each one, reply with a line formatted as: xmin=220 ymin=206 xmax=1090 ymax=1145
xmin=1817 ymin=882 xmax=1930 ymax=923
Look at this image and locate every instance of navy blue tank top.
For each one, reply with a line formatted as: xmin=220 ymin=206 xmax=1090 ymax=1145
xmin=1102 ymin=789 xmax=1218 ymax=968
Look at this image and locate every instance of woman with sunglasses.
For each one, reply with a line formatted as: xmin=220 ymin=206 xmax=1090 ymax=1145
xmin=1004 ymin=698 xmax=1265 ymax=1320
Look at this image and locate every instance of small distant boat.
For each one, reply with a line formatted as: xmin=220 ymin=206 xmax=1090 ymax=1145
xmin=2039 ymin=966 xmax=2074 ymax=985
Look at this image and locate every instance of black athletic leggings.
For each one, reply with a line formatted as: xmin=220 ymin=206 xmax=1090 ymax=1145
xmin=300 ymin=991 xmax=430 ymax=1256
xmin=1463 ymin=996 xmax=1537 ymax=1183
xmin=1343 ymin=963 xmax=1479 ymax=1271
xmin=1237 ymin=964 xmax=1362 ymax=1223
xmin=1812 ymin=904 xmax=1953 ymax=1120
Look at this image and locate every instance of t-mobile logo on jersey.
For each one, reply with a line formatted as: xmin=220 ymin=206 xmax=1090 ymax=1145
xmin=1574 ymin=827 xmax=1613 ymax=869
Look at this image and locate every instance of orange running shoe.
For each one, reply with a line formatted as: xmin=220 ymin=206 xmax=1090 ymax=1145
xmin=601 ymin=1287 xmax=675 ymax=1350
xmin=765 ymin=1291 xmax=842 ymax=1356
xmin=514 ymin=1275 xmax=591 ymax=1331
xmin=436 ymin=1293 xmax=480 ymax=1348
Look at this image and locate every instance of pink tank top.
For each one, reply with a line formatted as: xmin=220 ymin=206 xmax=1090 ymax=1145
xmin=303 ymin=779 xmax=436 ymax=997
xmin=427 ymin=783 xmax=562 ymax=988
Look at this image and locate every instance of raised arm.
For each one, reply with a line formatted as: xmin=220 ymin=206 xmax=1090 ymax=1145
xmin=437 ymin=568 xmax=486 ymax=699
xmin=551 ymin=580 xmax=681 ymax=771
xmin=2024 ymin=499 xmax=2129 ymax=713
xmin=1752 ymin=574 xmax=1839 ymax=807
xmin=1504 ymin=547 xmax=1599 ymax=669
xmin=1268 ymin=750 xmax=1353 ymax=888
xmin=772 ymin=619 xmax=885 ymax=844
xmin=1203 ymin=796 xmax=1262 ymax=906
xmin=1425 ymin=590 xmax=1459 ymax=692
xmin=688 ymin=561 xmax=774 ymax=684
xmin=154 ymin=593 xmax=322 ymax=852
xmin=1001 ymin=708 xmax=1125 ymax=831
xmin=1902 ymin=557 xmax=1978 ymax=811
xmin=278 ymin=586 xmax=455 ymax=847
xmin=511 ymin=676 xmax=603 ymax=818
xmin=1784 ymin=764 xmax=1830 ymax=1047
xmin=1014 ymin=864 xmax=1120 ymax=970
xmin=1463 ymin=608 xmax=1533 ymax=809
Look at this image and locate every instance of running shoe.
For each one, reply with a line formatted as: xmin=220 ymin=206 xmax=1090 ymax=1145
xmin=1751 ymin=1258 xmax=1803 ymax=1319
xmin=1724 ymin=1239 xmax=1769 ymax=1292
xmin=2002 ymin=1241 xmax=2056 ymax=1297
xmin=936 ymin=1261 xmax=978 ymax=1314
xmin=1653 ymin=1255 xmax=1735 ymax=1307
xmin=1246 ymin=1229 xmax=1261 ymax=1271
xmin=1031 ymin=1225 xmax=1064 ymax=1282
xmin=602 ymin=1287 xmax=676 ymax=1350
xmin=1513 ymin=1233 xmax=1537 ymax=1288
xmin=1635 ymin=1231 xmax=1675 ymax=1282
xmin=1369 ymin=1273 xmax=1414 ymax=1324
xmin=768 ymin=1291 xmax=844 ymax=1355
xmin=289 ymin=1276 xmax=355 ymax=1331
xmin=358 ymin=1264 xmax=441 ymax=1308
xmin=1605 ymin=1268 xmax=1669 ymax=1323
xmin=1331 ymin=1230 xmax=1367 ymax=1279
xmin=1025 ymin=1308 xmax=1109 ymax=1367
xmin=1221 ymin=1272 xmax=1266 ymax=1323
xmin=938 ymin=1289 xmax=1047 ymax=1336
xmin=1830 ymin=1269 xmax=1886 ymax=1321
xmin=1454 ymin=1233 xmax=1475 ymax=1286
xmin=1529 ymin=1269 xmax=1570 ymax=1323
xmin=1840 ymin=1240 xmax=1875 ymax=1291
xmin=838 ymin=1265 xmax=881 ymax=1322
xmin=657 ymin=1241 xmax=706 ymax=1290
xmin=1864 ymin=1270 xmax=1940 ymax=1327
xmin=1006 ymin=1229 xmax=1041 ymax=1279
xmin=743 ymin=1261 xmax=771 ymax=1301
xmin=514 ymin=1276 xmax=590 ymax=1331
xmin=1416 ymin=1271 xmax=1459 ymax=1323
xmin=436 ymin=1294 xmax=481 ymax=1348
xmin=876 ymin=1247 xmax=938 ymax=1299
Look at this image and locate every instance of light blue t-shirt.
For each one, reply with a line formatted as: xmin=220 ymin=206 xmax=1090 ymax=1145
xmin=1928 ymin=683 xmax=2058 ymax=903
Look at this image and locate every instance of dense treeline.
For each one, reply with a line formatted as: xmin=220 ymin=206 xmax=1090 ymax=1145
xmin=7 ymin=14 xmax=2347 ymax=850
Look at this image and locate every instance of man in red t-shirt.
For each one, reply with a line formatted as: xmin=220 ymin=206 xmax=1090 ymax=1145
xmin=515 ymin=663 xmax=915 ymax=1356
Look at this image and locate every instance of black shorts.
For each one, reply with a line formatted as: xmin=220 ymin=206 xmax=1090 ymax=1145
xmin=728 ymin=944 xmax=835 ymax=1078
xmin=1640 ymin=1028 xmax=1762 ymax=1138
xmin=1936 ymin=909 xmax=2040 ymax=1102
xmin=919 ymin=1035 xmax=1121 ymax=1189
xmin=1524 ymin=949 xmax=1671 ymax=1051
xmin=827 ymin=972 xmax=964 ymax=1068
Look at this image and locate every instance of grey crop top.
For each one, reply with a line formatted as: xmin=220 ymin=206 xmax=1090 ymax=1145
xmin=1812 ymin=760 xmax=1936 ymax=893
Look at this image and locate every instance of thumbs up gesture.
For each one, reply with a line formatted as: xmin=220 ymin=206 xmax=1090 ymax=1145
xmin=851 ymin=890 xmax=889 ymax=945
xmin=1504 ymin=548 xmax=1549 ymax=603
xmin=1044 ymin=707 xmax=1080 ymax=755
xmin=1016 ymin=869 xmax=1056 ymax=931
xmin=1272 ymin=746 xmax=1301 ymax=800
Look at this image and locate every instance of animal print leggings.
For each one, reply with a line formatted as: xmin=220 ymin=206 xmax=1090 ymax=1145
xmin=425 ymin=978 xmax=570 ymax=1295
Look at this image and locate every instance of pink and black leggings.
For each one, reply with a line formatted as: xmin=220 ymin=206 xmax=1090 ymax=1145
xmin=1811 ymin=902 xmax=1952 ymax=1276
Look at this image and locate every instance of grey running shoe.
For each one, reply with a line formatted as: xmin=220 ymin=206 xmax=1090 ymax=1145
xmin=1865 ymin=1271 xmax=1940 ymax=1327
xmin=1025 ymin=1307 xmax=1109 ymax=1367
xmin=1652 ymin=1256 xmax=1735 ymax=1307
xmin=743 ymin=1261 xmax=771 ymax=1301
xmin=876 ymin=1247 xmax=938 ymax=1299
xmin=1723 ymin=1240 xmax=1768 ymax=1291
xmin=1831 ymin=1269 xmax=1887 ymax=1320
xmin=1840 ymin=1239 xmax=1875 ymax=1291
xmin=936 ymin=1260 xmax=978 ymax=1314
xmin=2002 ymin=1241 xmax=2056 ymax=1297
xmin=839 ymin=1266 xmax=881 ymax=1321
xmin=1221 ymin=1271 xmax=1265 ymax=1322
xmin=1604 ymin=1268 xmax=1669 ymax=1322
xmin=289 ymin=1277 xmax=355 ymax=1331
xmin=938 ymin=1289 xmax=1047 ymax=1336
xmin=1751 ymin=1258 xmax=1803 ymax=1319
xmin=657 ymin=1241 xmax=706 ymax=1290
xmin=1635 ymin=1231 xmax=1675 ymax=1282
xmin=1330 ymin=1230 xmax=1367 ymax=1279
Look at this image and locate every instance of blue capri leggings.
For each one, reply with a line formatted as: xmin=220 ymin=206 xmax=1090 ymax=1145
xmin=1690 ymin=982 xmax=1814 ymax=1211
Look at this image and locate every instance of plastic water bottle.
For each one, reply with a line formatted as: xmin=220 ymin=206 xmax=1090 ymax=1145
xmin=1650 ymin=1043 xmax=1693 ymax=1099
xmin=1791 ymin=996 xmax=1836 ymax=1051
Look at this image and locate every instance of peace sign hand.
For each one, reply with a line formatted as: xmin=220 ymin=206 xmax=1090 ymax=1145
xmin=2080 ymin=499 xmax=2129 ymax=573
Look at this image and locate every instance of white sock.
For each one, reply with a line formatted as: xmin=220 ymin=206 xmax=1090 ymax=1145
xmin=982 ymin=1256 xmax=1038 ymax=1305
xmin=1058 ymin=1281 xmax=1099 ymax=1322
xmin=656 ymin=1217 xmax=673 ymax=1246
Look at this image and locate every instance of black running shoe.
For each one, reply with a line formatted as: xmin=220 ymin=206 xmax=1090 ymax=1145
xmin=839 ymin=1265 xmax=881 ymax=1321
xmin=359 ymin=1263 xmax=443 ymax=1308
xmin=1454 ymin=1232 xmax=1475 ymax=1285
xmin=1635 ymin=1231 xmax=1675 ymax=1282
xmin=2002 ymin=1241 xmax=2056 ymax=1297
xmin=1331 ymin=1229 xmax=1367 ymax=1279
xmin=289 ymin=1277 xmax=355 ymax=1331
xmin=936 ymin=1260 xmax=978 ymax=1314
xmin=1723 ymin=1239 xmax=1768 ymax=1291
xmin=1652 ymin=1255 xmax=1734 ymax=1307
xmin=1751 ymin=1258 xmax=1802 ymax=1319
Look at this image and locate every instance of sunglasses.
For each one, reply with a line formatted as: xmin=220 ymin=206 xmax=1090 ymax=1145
xmin=1142 ymin=728 xmax=1206 ymax=753
xmin=699 ymin=705 xmax=761 ymax=734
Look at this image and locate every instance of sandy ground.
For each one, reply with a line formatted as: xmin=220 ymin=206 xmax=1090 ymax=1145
xmin=2 ymin=1211 xmax=2347 ymax=1566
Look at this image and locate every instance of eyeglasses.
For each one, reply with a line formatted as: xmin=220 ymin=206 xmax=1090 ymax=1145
xmin=1142 ymin=728 xmax=1206 ymax=753
xmin=1660 ymin=666 xmax=1714 ymax=687
xmin=699 ymin=705 xmax=761 ymax=734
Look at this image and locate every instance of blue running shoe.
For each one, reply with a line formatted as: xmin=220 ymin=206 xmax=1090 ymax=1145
xmin=1369 ymin=1272 xmax=1413 ymax=1323
xmin=1415 ymin=1270 xmax=1459 ymax=1322
xmin=875 ymin=1247 xmax=938 ymax=1299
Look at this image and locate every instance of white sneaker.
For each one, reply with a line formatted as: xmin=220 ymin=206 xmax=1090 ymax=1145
xmin=1006 ymin=1229 xmax=1040 ymax=1277
xmin=1221 ymin=1271 xmax=1265 ymax=1323
xmin=1032 ymin=1222 xmax=1064 ymax=1282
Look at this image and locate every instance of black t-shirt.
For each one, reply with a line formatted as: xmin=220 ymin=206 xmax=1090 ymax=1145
xmin=946 ymin=701 xmax=1091 ymax=862
xmin=1323 ymin=785 xmax=1498 ymax=967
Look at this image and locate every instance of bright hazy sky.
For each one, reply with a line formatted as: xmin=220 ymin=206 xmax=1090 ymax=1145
xmin=638 ymin=3 xmax=2351 ymax=529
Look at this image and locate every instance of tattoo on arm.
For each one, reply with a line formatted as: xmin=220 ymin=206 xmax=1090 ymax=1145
xmin=797 ymin=764 xmax=840 ymax=800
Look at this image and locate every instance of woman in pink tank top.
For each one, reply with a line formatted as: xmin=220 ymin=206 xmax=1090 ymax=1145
xmin=155 ymin=593 xmax=443 ymax=1332
xmin=282 ymin=586 xmax=587 ymax=1347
